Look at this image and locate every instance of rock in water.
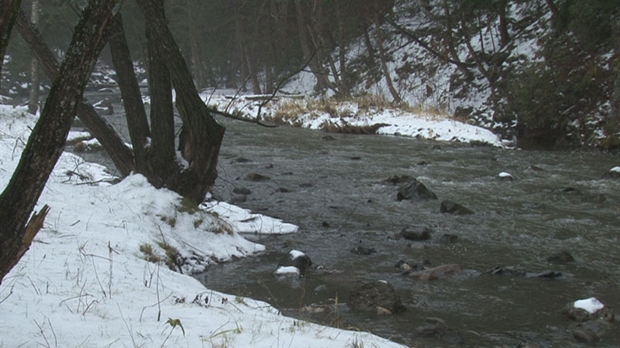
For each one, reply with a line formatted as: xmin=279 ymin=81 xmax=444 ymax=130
xmin=400 ymin=226 xmax=431 ymax=241
xmin=348 ymin=280 xmax=405 ymax=314
xmin=440 ymin=200 xmax=474 ymax=215
xmin=277 ymin=250 xmax=312 ymax=276
xmin=546 ymin=250 xmax=575 ymax=264
xmin=397 ymin=179 xmax=438 ymax=201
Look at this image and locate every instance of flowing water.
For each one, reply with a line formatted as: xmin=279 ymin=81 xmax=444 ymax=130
xmin=76 ymin=98 xmax=620 ymax=347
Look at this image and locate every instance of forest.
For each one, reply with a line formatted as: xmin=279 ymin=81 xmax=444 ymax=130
xmin=2 ymin=0 xmax=620 ymax=149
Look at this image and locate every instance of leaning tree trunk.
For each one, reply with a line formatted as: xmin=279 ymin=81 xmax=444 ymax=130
xmin=0 ymin=0 xmax=22 ymax=75
xmin=15 ymin=9 xmax=136 ymax=176
xmin=108 ymin=14 xmax=151 ymax=173
xmin=137 ymin=0 xmax=225 ymax=203
xmin=0 ymin=0 xmax=123 ymax=285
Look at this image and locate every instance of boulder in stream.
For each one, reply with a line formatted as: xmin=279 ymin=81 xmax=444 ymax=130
xmin=563 ymin=298 xmax=615 ymax=322
xmin=563 ymin=298 xmax=615 ymax=344
xmin=602 ymin=166 xmax=620 ymax=179
xmin=348 ymin=280 xmax=405 ymax=314
xmin=400 ymin=226 xmax=432 ymax=241
xmin=276 ymin=250 xmax=312 ymax=277
xmin=397 ymin=179 xmax=438 ymax=201
xmin=440 ymin=200 xmax=474 ymax=215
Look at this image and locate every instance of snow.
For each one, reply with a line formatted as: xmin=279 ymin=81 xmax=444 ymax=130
xmin=274 ymin=266 xmax=300 ymax=277
xmin=0 ymin=105 xmax=406 ymax=348
xmin=289 ymin=250 xmax=306 ymax=260
xmin=574 ymin=298 xmax=605 ymax=314
xmin=204 ymin=93 xmax=505 ymax=147
xmin=610 ymin=166 xmax=620 ymax=173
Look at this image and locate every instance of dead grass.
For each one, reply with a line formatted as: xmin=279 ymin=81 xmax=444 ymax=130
xmin=270 ymin=94 xmax=448 ymax=124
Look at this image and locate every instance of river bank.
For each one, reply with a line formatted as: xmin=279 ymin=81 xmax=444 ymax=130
xmin=0 ymin=105 xmax=406 ymax=347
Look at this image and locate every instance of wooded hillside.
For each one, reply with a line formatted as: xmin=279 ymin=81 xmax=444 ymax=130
xmin=2 ymin=0 xmax=619 ymax=149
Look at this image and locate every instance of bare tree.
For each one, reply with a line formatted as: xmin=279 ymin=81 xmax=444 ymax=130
xmin=136 ymin=0 xmax=226 ymax=203
xmin=27 ymin=0 xmax=40 ymax=114
xmin=15 ymin=8 xmax=136 ymax=176
xmin=0 ymin=0 xmax=123 ymax=285
xmin=0 ymin=0 xmax=22 ymax=75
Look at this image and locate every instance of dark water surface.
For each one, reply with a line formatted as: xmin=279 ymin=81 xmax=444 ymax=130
xmin=76 ymin=100 xmax=620 ymax=347
xmin=202 ymin=117 xmax=620 ymax=348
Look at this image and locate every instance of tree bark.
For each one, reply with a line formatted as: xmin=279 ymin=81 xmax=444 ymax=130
xmin=15 ymin=9 xmax=136 ymax=176
xmin=27 ymin=0 xmax=40 ymax=115
xmin=545 ymin=0 xmax=559 ymax=17
xmin=0 ymin=0 xmax=123 ymax=285
xmin=373 ymin=14 xmax=401 ymax=104
xmin=137 ymin=0 xmax=225 ymax=203
xmin=0 ymin=0 xmax=22 ymax=75
xmin=144 ymin=11 xmax=177 ymax=186
xmin=497 ymin=0 xmax=510 ymax=48
xmin=108 ymin=14 xmax=151 ymax=172
xmin=294 ymin=0 xmax=329 ymax=92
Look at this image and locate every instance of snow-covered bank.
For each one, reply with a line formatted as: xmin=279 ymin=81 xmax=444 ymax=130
xmin=0 ymin=105 xmax=405 ymax=348
xmin=203 ymin=93 xmax=505 ymax=147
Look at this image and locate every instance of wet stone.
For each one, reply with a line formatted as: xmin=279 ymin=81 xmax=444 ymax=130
xmin=440 ymin=200 xmax=474 ymax=215
xmin=246 ymin=173 xmax=271 ymax=181
xmin=438 ymin=233 xmax=458 ymax=243
xmin=350 ymin=245 xmax=376 ymax=255
xmin=233 ymin=187 xmax=251 ymax=195
xmin=277 ymin=250 xmax=312 ymax=276
xmin=348 ymin=280 xmax=405 ymax=314
xmin=397 ymin=179 xmax=438 ymax=201
xmin=400 ymin=226 xmax=431 ymax=241
xmin=546 ymin=250 xmax=575 ymax=264
xmin=572 ymin=328 xmax=599 ymax=343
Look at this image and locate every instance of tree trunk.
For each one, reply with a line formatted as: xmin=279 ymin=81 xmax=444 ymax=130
xmin=137 ymin=0 xmax=225 ymax=203
xmin=0 ymin=0 xmax=123 ymax=285
xmin=108 ymin=14 xmax=151 ymax=172
xmin=497 ymin=1 xmax=510 ymax=48
xmin=374 ymin=14 xmax=401 ymax=104
xmin=545 ymin=0 xmax=559 ymax=17
xmin=0 ymin=0 xmax=22 ymax=75
xmin=294 ymin=0 xmax=329 ymax=92
xmin=15 ymin=9 xmax=136 ymax=176
xmin=144 ymin=11 xmax=177 ymax=186
xmin=27 ymin=0 xmax=40 ymax=115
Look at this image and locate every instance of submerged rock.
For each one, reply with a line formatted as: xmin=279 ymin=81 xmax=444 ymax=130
xmin=546 ymin=250 xmax=575 ymax=264
xmin=246 ymin=173 xmax=271 ymax=181
xmin=438 ymin=233 xmax=458 ymax=243
xmin=380 ymin=174 xmax=413 ymax=185
xmin=440 ymin=200 xmax=474 ymax=215
xmin=350 ymin=245 xmax=376 ymax=255
xmin=348 ymin=280 xmax=405 ymax=314
xmin=489 ymin=266 xmax=562 ymax=279
xmin=409 ymin=264 xmax=462 ymax=280
xmin=416 ymin=317 xmax=464 ymax=345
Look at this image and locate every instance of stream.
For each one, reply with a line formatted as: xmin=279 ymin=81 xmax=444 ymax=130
xmin=75 ymin=95 xmax=620 ymax=347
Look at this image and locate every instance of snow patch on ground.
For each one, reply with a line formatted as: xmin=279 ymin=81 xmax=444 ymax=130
xmin=0 ymin=105 xmax=405 ymax=348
